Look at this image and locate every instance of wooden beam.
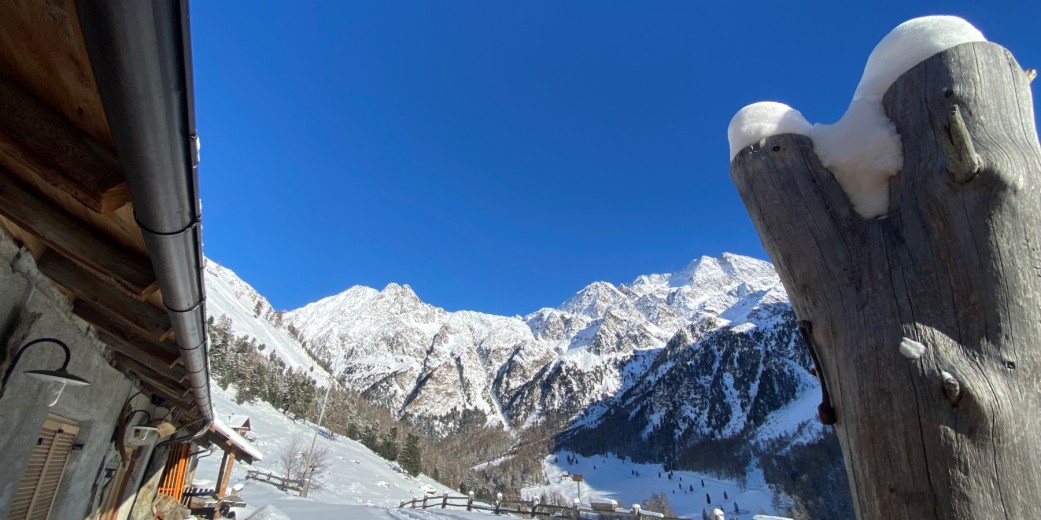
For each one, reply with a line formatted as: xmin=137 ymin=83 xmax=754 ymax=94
xmin=111 ymin=351 xmax=187 ymax=394
xmin=97 ymin=331 xmax=187 ymax=383
xmin=107 ymin=358 xmax=193 ymax=412
xmin=39 ymin=249 xmax=171 ymax=340
xmin=77 ymin=302 xmax=181 ymax=369
xmin=0 ymin=75 xmax=128 ymax=213
xmin=137 ymin=379 xmax=192 ymax=411
xmin=0 ymin=169 xmax=156 ymax=296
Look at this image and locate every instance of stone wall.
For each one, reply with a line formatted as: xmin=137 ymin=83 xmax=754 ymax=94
xmin=0 ymin=227 xmax=159 ymax=519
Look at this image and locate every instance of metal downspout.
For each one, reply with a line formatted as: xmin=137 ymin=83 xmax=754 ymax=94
xmin=75 ymin=0 xmax=212 ymax=422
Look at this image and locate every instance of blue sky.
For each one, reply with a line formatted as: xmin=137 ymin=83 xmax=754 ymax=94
xmin=192 ymin=1 xmax=1039 ymax=316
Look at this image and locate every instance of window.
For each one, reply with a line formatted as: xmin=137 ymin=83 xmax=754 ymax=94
xmin=7 ymin=414 xmax=79 ymax=520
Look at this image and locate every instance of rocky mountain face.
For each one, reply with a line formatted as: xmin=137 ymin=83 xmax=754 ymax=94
xmin=206 ymin=254 xmax=818 ymax=440
xmin=204 ymin=253 xmax=851 ymax=516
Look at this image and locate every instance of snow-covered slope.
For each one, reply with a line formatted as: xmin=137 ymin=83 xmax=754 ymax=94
xmin=198 ymin=386 xmax=796 ymax=519
xmin=205 ymin=261 xmax=331 ymax=384
xmin=196 ymin=386 xmax=483 ymax=519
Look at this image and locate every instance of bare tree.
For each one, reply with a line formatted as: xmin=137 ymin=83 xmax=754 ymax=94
xmin=275 ymin=433 xmax=331 ymax=491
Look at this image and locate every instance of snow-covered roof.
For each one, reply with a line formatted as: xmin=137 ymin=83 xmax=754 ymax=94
xmin=208 ymin=418 xmax=264 ymax=463
xmin=226 ymin=414 xmax=252 ymax=430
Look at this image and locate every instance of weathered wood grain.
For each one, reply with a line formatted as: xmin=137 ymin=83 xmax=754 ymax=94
xmin=39 ymin=249 xmax=170 ymax=340
xmin=79 ymin=305 xmax=182 ymax=370
xmin=0 ymin=75 xmax=127 ymax=213
xmin=97 ymin=331 xmax=186 ymax=383
xmin=0 ymin=168 xmax=156 ymax=297
xmin=109 ymin=352 xmax=187 ymax=394
xmin=730 ymin=42 xmax=1041 ymax=519
xmin=0 ymin=0 xmax=113 ymax=148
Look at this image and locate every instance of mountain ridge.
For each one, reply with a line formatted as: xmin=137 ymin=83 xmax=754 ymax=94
xmin=205 ymin=253 xmax=811 ymax=439
xmin=203 ymin=252 xmax=851 ymax=517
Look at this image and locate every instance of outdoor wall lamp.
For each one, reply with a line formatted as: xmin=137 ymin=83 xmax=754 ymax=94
xmin=1 ymin=338 xmax=91 ymax=406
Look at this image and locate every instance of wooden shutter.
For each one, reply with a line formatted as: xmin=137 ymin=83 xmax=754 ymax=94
xmin=7 ymin=414 xmax=79 ymax=520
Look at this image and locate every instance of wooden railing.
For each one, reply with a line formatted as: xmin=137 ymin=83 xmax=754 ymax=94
xmin=399 ymin=492 xmax=687 ymax=519
xmin=181 ymin=486 xmax=215 ymax=505
xmin=245 ymin=469 xmax=305 ymax=493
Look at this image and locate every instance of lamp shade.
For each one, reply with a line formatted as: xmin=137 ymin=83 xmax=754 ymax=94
xmin=24 ymin=368 xmax=92 ymax=386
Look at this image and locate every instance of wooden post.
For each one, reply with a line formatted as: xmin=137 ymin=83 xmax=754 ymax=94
xmin=215 ymin=451 xmax=235 ymax=500
xmin=495 ymin=492 xmax=502 ymax=514
xmin=467 ymin=490 xmax=474 ymax=511
xmin=730 ymin=41 xmax=1041 ymax=519
xmin=531 ymin=496 xmax=540 ymax=518
xmin=215 ymin=451 xmax=229 ymax=498
xmin=442 ymin=492 xmax=448 ymax=509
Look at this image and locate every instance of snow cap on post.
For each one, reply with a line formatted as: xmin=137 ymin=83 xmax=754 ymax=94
xmin=855 ymin=16 xmax=985 ymax=101
xmin=727 ymin=102 xmax=812 ymax=160
xmin=727 ymin=16 xmax=987 ymax=219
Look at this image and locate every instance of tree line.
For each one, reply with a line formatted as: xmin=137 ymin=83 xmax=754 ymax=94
xmin=207 ymin=316 xmax=549 ymax=494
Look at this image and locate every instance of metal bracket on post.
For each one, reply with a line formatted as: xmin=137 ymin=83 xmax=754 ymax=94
xmin=798 ymin=320 xmax=837 ymax=425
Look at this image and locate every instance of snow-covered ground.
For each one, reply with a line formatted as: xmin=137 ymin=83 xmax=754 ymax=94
xmin=194 ymin=385 xmax=790 ymax=518
xmin=195 ymin=386 xmax=485 ymax=519
xmin=524 ymin=453 xmax=778 ymax=519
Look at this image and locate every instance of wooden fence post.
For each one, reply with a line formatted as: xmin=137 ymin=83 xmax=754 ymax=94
xmin=495 ymin=492 xmax=503 ymax=514
xmin=632 ymin=503 xmax=641 ymax=519
xmin=530 ymin=496 xmax=540 ymax=518
xmin=442 ymin=492 xmax=448 ymax=509
xmin=571 ymin=497 xmax=580 ymax=520
xmin=467 ymin=491 xmax=474 ymax=511
xmin=730 ymin=41 xmax=1041 ymax=519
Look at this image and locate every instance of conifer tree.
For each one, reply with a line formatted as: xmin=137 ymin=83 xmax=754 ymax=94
xmin=380 ymin=426 xmax=399 ymax=461
xmin=401 ymin=433 xmax=422 ymax=476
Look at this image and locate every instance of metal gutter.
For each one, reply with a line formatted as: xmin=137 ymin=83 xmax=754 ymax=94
xmin=75 ymin=0 xmax=212 ymax=422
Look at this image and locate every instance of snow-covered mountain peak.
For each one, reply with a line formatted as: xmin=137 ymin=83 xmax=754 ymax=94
xmin=559 ymin=281 xmax=631 ymax=319
xmin=207 ymin=252 xmax=814 ymax=445
xmin=667 ymin=255 xmax=716 ymax=287
xmin=632 ymin=253 xmax=774 ymax=292
xmin=380 ymin=282 xmax=419 ymax=301
xmin=294 ymin=285 xmax=380 ymax=318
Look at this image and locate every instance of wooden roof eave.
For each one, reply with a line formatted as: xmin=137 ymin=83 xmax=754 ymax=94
xmin=0 ymin=0 xmax=211 ymax=421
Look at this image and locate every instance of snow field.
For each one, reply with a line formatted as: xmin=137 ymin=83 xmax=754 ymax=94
xmin=195 ymin=386 xmax=480 ymax=519
xmin=524 ymin=451 xmax=779 ymax=518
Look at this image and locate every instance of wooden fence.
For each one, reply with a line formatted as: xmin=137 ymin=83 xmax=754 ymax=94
xmin=245 ymin=469 xmax=305 ymax=493
xmin=399 ymin=492 xmax=688 ymax=519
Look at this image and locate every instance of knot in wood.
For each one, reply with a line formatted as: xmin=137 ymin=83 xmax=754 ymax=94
xmin=940 ymin=370 xmax=961 ymax=405
xmin=942 ymin=104 xmax=981 ymax=183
